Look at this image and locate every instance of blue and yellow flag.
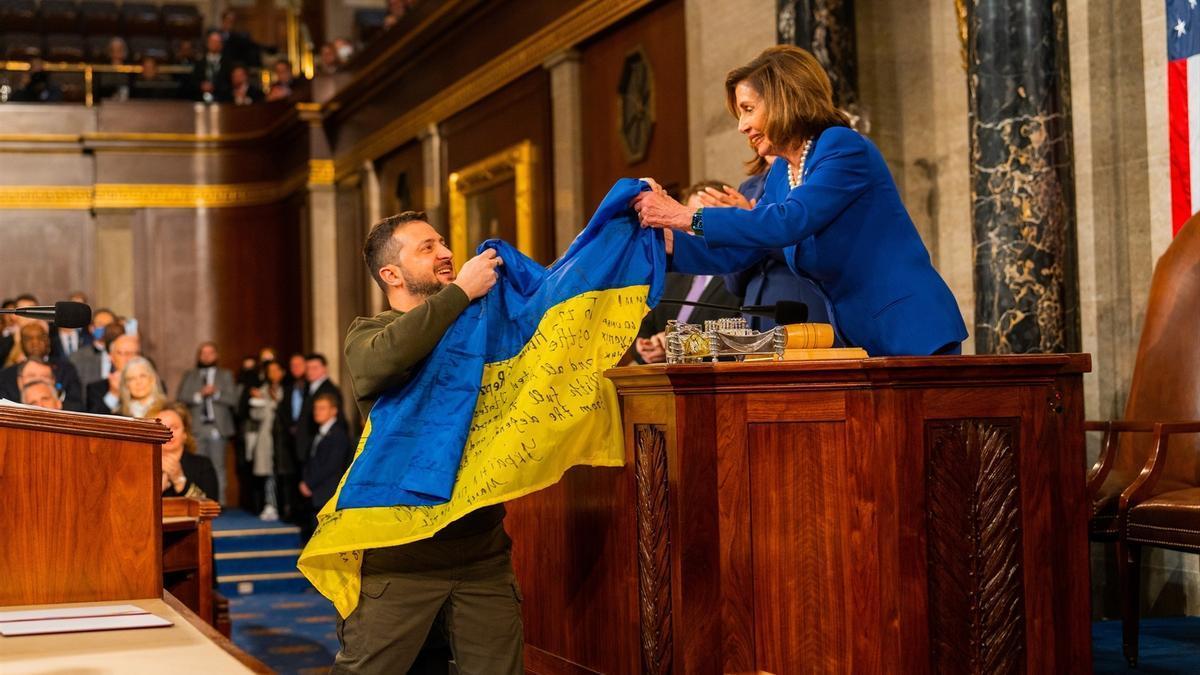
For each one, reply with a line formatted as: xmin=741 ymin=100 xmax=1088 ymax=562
xmin=298 ymin=179 xmax=665 ymax=617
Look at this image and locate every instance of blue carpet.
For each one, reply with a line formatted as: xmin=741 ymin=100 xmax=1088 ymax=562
xmin=1093 ymin=617 xmax=1200 ymax=673
xmin=229 ymin=590 xmax=339 ymax=674
xmin=214 ymin=508 xmax=309 ymax=596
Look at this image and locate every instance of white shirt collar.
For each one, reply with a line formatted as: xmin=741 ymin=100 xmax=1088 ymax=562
xmin=308 ymin=376 xmax=327 ymax=394
xmin=317 ymin=418 xmax=336 ymax=437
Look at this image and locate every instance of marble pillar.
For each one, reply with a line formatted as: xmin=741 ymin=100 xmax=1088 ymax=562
xmin=967 ymin=0 xmax=1080 ymax=353
xmin=545 ymin=50 xmax=586 ymax=256
xmin=777 ymin=0 xmax=859 ymax=109
xmin=420 ymin=123 xmax=443 ymax=233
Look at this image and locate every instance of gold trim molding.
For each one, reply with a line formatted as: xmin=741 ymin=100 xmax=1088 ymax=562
xmin=448 ymin=140 xmax=537 ymax=264
xmin=308 ymin=160 xmax=335 ymax=186
xmin=334 ymin=0 xmax=652 ymax=179
xmin=0 ymin=186 xmax=94 ymax=209
xmin=0 ymin=173 xmax=309 ymax=210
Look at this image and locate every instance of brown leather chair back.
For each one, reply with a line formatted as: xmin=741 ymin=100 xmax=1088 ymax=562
xmin=1115 ymin=216 xmax=1200 ymax=494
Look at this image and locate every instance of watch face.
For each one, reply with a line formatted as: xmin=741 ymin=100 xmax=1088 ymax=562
xmin=617 ymin=47 xmax=655 ymax=164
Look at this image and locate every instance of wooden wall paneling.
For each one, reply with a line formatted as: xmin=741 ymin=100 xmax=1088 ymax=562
xmin=209 ymin=203 xmax=306 ymax=371
xmin=0 ymin=429 xmax=162 ymax=605
xmin=440 ymin=69 xmax=554 ymax=263
xmin=748 ymin=419 xmax=852 ymax=673
xmin=95 ymin=213 xmax=136 ymax=317
xmin=0 ymin=211 xmax=95 ymax=306
xmin=580 ymin=0 xmax=689 ymax=209
xmin=670 ymin=391 xmax=723 ymax=675
xmin=893 ymin=387 xmax=933 ymax=674
xmin=844 ymin=387 xmax=891 ymax=672
xmin=335 ymin=176 xmax=370 ymax=414
xmin=714 ymin=392 xmax=755 ymax=673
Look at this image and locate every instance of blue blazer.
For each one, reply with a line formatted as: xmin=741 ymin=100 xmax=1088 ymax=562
xmin=671 ymin=126 xmax=967 ymax=356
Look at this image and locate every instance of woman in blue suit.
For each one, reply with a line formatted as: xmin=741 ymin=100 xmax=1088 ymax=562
xmin=633 ymin=45 xmax=967 ymax=357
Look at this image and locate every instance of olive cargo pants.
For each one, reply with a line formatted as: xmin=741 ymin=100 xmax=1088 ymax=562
xmin=331 ymin=523 xmax=524 ymax=674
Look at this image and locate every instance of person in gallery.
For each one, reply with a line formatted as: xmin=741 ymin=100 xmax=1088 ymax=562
xmin=633 ymin=45 xmax=967 ymax=357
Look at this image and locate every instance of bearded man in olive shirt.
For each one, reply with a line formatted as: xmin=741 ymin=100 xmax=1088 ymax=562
xmin=333 ymin=211 xmax=521 ymax=675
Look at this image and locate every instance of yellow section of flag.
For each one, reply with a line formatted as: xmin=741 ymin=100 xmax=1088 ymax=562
xmin=297 ymin=286 xmax=649 ymax=618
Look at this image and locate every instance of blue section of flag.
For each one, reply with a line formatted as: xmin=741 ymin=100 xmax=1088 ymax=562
xmin=336 ymin=178 xmax=665 ymax=509
xmin=1168 ymin=0 xmax=1200 ymax=61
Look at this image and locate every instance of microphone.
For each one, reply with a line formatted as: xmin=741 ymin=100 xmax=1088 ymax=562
xmin=657 ymin=298 xmax=808 ymax=325
xmin=0 ymin=301 xmax=93 ymax=329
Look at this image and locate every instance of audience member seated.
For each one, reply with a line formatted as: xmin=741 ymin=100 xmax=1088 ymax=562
xmin=229 ymin=64 xmax=263 ymax=105
xmin=131 ymin=56 xmax=182 ymax=99
xmin=96 ymin=37 xmax=132 ymax=101
xmin=0 ymin=323 xmax=85 ymax=411
xmin=194 ymin=30 xmax=232 ymax=103
xmin=217 ymin=9 xmax=261 ymax=68
xmin=52 ymin=292 xmax=92 ymax=358
xmin=2 ymin=294 xmax=39 ymax=365
xmin=158 ymin=401 xmax=221 ymax=501
xmin=10 ymin=58 xmax=63 ymax=103
xmin=21 ymin=378 xmax=63 ymax=410
xmin=117 ymin=356 xmax=168 ymax=418
xmin=86 ymin=333 xmax=140 ymax=414
xmin=266 ymin=59 xmax=298 ymax=101
xmin=300 ymin=391 xmax=352 ymax=528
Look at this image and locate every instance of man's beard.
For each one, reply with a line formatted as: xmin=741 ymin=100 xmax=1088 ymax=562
xmin=402 ymin=264 xmax=451 ymax=298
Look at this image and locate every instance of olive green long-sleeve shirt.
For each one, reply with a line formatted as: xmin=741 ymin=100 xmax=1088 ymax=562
xmin=343 ymin=283 xmax=505 ymax=538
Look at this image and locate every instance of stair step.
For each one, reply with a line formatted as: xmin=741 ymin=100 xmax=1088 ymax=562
xmin=214 ymin=531 xmax=302 ymax=554
xmin=216 ymin=551 xmax=302 ymax=576
xmin=219 ymin=572 xmax=311 ymax=596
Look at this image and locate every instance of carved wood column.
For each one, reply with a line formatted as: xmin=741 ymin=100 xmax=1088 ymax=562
xmin=635 ymin=424 xmax=673 ymax=674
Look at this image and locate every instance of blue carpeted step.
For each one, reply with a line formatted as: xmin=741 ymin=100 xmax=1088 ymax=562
xmin=219 ymin=573 xmax=312 ymax=596
xmin=213 ymin=527 xmax=302 ymax=554
xmin=215 ymin=549 xmax=302 ymax=576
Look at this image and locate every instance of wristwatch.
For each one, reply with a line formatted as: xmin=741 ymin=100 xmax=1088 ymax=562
xmin=690 ymin=207 xmax=704 ymax=236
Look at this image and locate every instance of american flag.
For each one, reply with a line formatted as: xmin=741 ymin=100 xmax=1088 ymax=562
xmin=1169 ymin=0 xmax=1200 ymax=234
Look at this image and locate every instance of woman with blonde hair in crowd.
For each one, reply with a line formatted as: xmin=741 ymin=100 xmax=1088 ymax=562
xmin=117 ymin=356 xmax=167 ymax=418
xmin=157 ymin=401 xmax=220 ymax=500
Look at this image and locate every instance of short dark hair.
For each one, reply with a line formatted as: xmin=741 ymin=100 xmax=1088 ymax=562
xmin=102 ymin=322 xmax=127 ymax=350
xmin=313 ymin=391 xmax=340 ymax=408
xmin=1 ymin=298 xmax=14 ymax=309
xmin=363 ymin=211 xmax=429 ymax=291
xmin=305 ymin=352 xmax=327 ymax=366
xmin=15 ymin=293 xmax=37 ymax=304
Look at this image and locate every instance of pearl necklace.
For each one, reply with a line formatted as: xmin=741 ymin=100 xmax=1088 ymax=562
xmin=787 ymin=138 xmax=814 ymax=190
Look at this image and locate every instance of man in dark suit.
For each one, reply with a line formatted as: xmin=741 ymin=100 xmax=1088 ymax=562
xmin=70 ymin=309 xmax=118 ymax=386
xmin=296 ymin=352 xmax=344 ymax=466
xmin=300 ymin=392 xmax=353 ymax=528
xmin=177 ymin=342 xmax=238 ymax=504
xmin=275 ymin=353 xmax=308 ymax=521
xmin=0 ymin=323 xmax=84 ymax=411
xmin=193 ymin=30 xmax=233 ymax=103
xmin=217 ymin=9 xmax=261 ymax=68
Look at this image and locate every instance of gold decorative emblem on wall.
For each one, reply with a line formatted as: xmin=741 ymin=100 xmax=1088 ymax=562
xmin=448 ymin=140 xmax=537 ymax=265
xmin=618 ymin=46 xmax=655 ymax=165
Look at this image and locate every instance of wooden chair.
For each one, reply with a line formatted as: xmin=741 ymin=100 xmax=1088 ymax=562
xmin=1086 ymin=216 xmax=1200 ymax=666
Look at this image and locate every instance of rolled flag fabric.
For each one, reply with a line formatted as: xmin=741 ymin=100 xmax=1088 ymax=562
xmin=298 ymin=178 xmax=665 ymax=618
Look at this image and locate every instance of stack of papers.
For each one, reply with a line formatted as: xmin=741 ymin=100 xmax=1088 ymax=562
xmin=0 ymin=604 xmax=172 ymax=637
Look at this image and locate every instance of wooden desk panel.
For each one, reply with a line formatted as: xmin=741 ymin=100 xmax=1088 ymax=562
xmin=509 ymin=355 xmax=1093 ymax=674
xmin=0 ymin=412 xmax=166 ymax=607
